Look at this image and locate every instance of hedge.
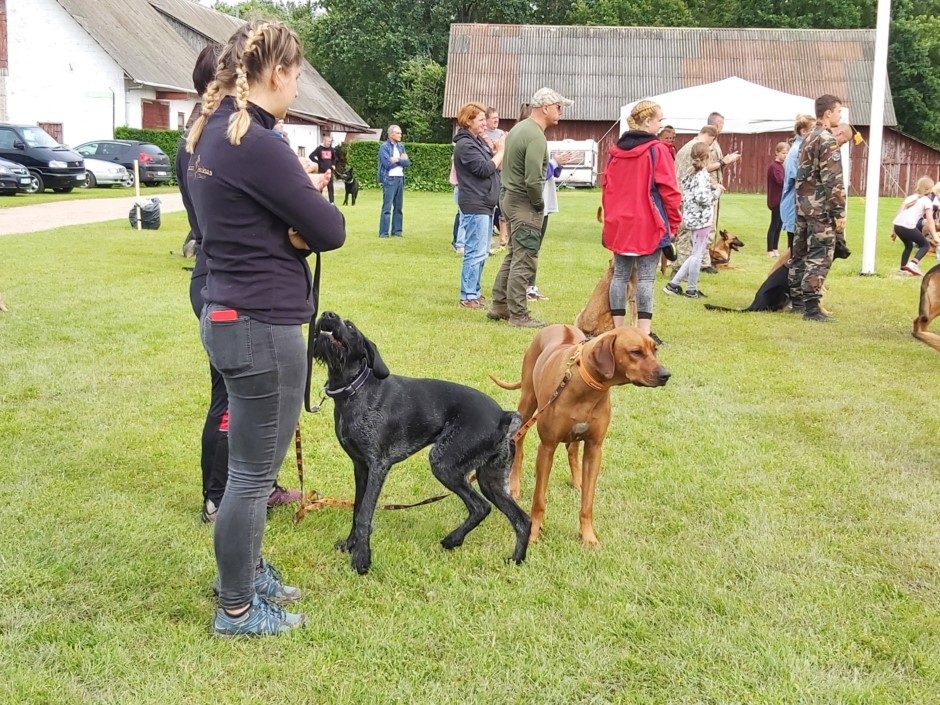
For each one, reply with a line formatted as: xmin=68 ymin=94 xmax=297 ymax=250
xmin=346 ymin=141 xmax=452 ymax=192
xmin=114 ymin=127 xmax=184 ymax=174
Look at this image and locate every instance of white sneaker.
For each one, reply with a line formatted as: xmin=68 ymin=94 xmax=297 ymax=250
xmin=903 ymin=261 xmax=923 ymax=276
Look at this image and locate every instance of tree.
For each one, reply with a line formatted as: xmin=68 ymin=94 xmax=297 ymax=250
xmin=393 ymin=56 xmax=450 ymax=142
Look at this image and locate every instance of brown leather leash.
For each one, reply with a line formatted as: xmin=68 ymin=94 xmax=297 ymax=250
xmin=292 ymin=402 xmax=451 ymax=525
xmin=512 ymin=342 xmax=604 ymax=444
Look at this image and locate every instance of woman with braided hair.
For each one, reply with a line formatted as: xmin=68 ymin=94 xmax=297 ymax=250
xmin=185 ymin=20 xmax=346 ymax=637
xmin=602 ymin=99 xmax=681 ymax=338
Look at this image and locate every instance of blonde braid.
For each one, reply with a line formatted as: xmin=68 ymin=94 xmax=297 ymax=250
xmin=227 ymin=23 xmax=269 ymax=146
xmin=628 ymin=99 xmax=660 ymax=131
xmin=185 ymin=60 xmax=226 ymax=153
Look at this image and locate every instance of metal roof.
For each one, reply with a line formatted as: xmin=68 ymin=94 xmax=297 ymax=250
xmin=147 ymin=0 xmax=370 ymax=130
xmin=56 ymin=0 xmax=199 ymax=93
xmin=444 ymin=24 xmax=896 ymax=126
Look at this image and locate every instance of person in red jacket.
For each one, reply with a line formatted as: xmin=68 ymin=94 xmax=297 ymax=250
xmin=602 ymin=99 xmax=681 ymax=338
xmin=765 ymin=141 xmax=787 ymax=257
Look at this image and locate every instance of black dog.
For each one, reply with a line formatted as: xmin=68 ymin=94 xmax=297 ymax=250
xmin=312 ymin=311 xmax=531 ymax=574
xmin=705 ymin=238 xmax=851 ymax=312
xmin=337 ymin=168 xmax=359 ymax=206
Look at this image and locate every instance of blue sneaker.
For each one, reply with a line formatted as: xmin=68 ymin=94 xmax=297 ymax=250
xmin=213 ymin=559 xmax=302 ymax=605
xmin=212 ymin=594 xmax=305 ymax=638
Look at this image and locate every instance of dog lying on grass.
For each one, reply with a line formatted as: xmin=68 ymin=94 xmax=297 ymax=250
xmin=312 ymin=311 xmax=531 ymax=574
xmin=708 ymin=230 xmax=745 ymax=267
xmin=705 ymin=238 xmax=851 ymax=313
xmin=913 ymin=263 xmax=940 ymax=352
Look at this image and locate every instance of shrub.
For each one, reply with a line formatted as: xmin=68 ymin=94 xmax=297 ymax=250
xmin=345 ymin=140 xmax=452 ymax=192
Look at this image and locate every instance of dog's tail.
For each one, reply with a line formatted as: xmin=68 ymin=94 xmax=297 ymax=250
xmin=913 ymin=316 xmax=940 ymax=352
xmin=489 ymin=374 xmax=522 ymax=390
xmin=704 ymin=303 xmax=748 ymax=313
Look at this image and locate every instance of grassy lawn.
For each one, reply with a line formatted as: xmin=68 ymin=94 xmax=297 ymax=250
xmin=0 ymin=184 xmax=179 ymax=208
xmin=1 ymin=190 xmax=938 ymax=704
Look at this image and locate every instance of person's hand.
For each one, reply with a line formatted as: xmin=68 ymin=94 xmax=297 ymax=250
xmin=835 ymin=217 xmax=846 ymax=233
xmin=298 ymin=156 xmax=316 ymax=174
xmin=309 ymin=170 xmax=331 ymax=193
xmin=399 ymin=151 xmax=408 ymax=162
xmin=288 ymin=227 xmax=310 ymax=251
xmin=390 ymin=154 xmax=400 ymax=163
xmin=494 ymin=135 xmax=506 ymax=153
xmin=722 ymin=152 xmax=741 ymax=166
xmin=555 ymin=150 xmax=576 ymax=165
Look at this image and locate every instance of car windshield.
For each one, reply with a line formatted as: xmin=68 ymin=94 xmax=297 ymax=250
xmin=22 ymin=127 xmax=60 ymax=148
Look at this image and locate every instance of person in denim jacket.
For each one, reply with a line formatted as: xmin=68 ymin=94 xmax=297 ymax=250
xmin=377 ymin=125 xmax=411 ymax=237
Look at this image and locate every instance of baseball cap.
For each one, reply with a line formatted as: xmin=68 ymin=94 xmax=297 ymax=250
xmin=530 ymin=88 xmax=573 ymax=108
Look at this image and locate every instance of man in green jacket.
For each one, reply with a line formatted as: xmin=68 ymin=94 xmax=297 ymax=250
xmin=488 ymin=87 xmax=572 ymax=328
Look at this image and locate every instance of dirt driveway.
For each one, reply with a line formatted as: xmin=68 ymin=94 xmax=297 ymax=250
xmin=0 ymin=193 xmax=185 ymax=236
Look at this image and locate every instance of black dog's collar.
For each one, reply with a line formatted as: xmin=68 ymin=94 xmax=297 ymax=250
xmin=324 ymin=364 xmax=372 ymax=399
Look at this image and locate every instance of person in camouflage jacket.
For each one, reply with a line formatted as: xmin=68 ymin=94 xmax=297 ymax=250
xmin=788 ymin=94 xmax=846 ymax=322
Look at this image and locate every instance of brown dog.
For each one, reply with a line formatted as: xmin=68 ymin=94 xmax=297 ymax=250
xmin=574 ymin=259 xmax=638 ymax=335
xmin=491 ymin=325 xmax=669 ymax=546
xmin=913 ymin=263 xmax=940 ymax=352
xmin=709 ymin=230 xmax=745 ymax=267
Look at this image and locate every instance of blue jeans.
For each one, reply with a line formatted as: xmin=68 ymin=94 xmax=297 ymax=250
xmin=200 ymin=304 xmax=306 ymax=609
xmin=459 ymin=212 xmax=493 ymax=300
xmin=379 ymin=177 xmax=404 ymax=236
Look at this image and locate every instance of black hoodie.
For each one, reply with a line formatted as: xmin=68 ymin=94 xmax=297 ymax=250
xmin=186 ymin=96 xmax=346 ymax=325
xmin=453 ymin=128 xmax=499 ymax=215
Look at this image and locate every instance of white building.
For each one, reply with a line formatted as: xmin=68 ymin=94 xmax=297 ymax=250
xmin=0 ymin=0 xmax=369 ymax=150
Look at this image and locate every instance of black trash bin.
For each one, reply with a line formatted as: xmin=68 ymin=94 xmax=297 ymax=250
xmin=128 ymin=197 xmax=161 ymax=230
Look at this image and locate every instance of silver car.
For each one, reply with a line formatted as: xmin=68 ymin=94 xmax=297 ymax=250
xmin=81 ymin=157 xmax=131 ymax=188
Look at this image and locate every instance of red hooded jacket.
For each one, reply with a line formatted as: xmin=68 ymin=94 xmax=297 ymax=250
xmin=602 ymin=134 xmax=682 ymax=255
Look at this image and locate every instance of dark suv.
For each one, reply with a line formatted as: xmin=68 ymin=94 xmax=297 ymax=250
xmin=0 ymin=123 xmax=85 ymax=193
xmin=74 ymin=140 xmax=172 ymax=186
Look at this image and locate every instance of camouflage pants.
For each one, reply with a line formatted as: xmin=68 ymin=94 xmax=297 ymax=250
xmin=788 ymin=216 xmax=835 ymax=304
xmin=671 ymin=222 xmax=712 ymax=275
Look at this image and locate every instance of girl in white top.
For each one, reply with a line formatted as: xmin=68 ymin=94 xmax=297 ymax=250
xmin=892 ymin=176 xmax=938 ymax=276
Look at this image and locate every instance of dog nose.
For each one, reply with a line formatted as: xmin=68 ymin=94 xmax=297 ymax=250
xmin=657 ymin=367 xmax=671 ymax=383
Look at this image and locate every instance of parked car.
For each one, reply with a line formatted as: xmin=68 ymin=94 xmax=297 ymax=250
xmin=80 ymin=157 xmax=131 ymax=188
xmin=0 ymin=123 xmax=86 ymax=193
xmin=74 ymin=140 xmax=172 ymax=186
xmin=0 ymin=157 xmax=34 ymax=195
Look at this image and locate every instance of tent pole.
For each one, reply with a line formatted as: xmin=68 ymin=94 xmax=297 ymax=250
xmin=861 ymin=0 xmax=891 ymax=274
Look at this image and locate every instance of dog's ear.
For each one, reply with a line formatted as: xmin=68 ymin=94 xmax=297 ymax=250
xmin=363 ymin=335 xmax=390 ymax=379
xmin=589 ymin=334 xmax=617 ymax=380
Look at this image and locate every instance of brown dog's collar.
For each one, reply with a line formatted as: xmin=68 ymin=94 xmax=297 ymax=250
xmin=575 ymin=345 xmax=605 ymax=391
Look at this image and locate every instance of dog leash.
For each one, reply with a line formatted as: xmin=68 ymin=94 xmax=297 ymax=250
xmin=512 ymin=342 xmax=603 ymax=443
xmin=292 ymin=399 xmax=452 ymax=525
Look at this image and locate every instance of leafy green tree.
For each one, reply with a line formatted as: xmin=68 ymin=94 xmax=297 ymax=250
xmin=393 ymin=56 xmax=450 ymax=142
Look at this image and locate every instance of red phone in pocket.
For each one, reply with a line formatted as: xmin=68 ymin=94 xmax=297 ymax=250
xmin=209 ymin=309 xmax=238 ymax=322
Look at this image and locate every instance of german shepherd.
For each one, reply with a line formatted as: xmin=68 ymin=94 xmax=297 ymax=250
xmin=913 ymin=263 xmax=940 ymax=352
xmin=708 ymin=230 xmax=745 ymax=267
xmin=705 ymin=238 xmax=851 ymax=313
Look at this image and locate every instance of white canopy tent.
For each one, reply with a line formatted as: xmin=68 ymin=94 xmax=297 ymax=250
xmin=619 ymin=76 xmax=854 ymax=236
xmin=619 ymin=77 xmax=816 ymax=135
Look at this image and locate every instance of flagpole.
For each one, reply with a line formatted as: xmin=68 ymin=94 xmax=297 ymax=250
xmin=861 ymin=0 xmax=892 ymax=274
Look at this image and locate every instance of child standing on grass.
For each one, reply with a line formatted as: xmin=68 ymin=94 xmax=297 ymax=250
xmin=664 ymin=142 xmax=724 ymax=299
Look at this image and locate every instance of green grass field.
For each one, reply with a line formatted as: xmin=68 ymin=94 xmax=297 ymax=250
xmin=0 ymin=184 xmax=179 ymax=208
xmin=1 ymin=190 xmax=938 ymax=704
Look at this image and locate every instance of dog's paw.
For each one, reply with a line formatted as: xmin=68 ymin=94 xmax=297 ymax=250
xmin=440 ymin=533 xmax=464 ymax=551
xmin=350 ymin=548 xmax=372 ymax=575
xmin=334 ymin=536 xmax=355 ymax=553
xmin=579 ymin=532 xmax=600 ymax=549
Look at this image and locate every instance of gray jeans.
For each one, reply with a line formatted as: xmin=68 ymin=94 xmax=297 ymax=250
xmin=609 ymin=251 xmax=660 ymax=319
xmin=200 ymin=304 xmax=306 ymax=609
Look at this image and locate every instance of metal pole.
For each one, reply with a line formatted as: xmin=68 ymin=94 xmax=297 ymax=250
xmin=134 ymin=159 xmax=142 ymax=231
xmin=861 ymin=0 xmax=892 ymax=274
